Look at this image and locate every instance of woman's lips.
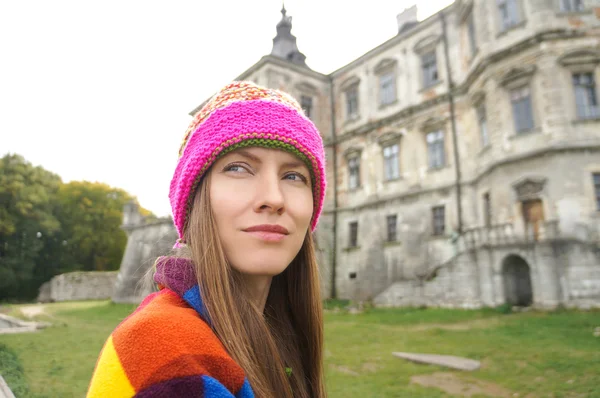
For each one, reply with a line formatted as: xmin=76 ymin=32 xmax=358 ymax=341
xmin=242 ymin=224 xmax=289 ymax=242
xmin=244 ymin=230 xmax=287 ymax=242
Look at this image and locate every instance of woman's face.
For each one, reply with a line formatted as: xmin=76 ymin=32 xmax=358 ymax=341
xmin=209 ymin=147 xmax=314 ymax=276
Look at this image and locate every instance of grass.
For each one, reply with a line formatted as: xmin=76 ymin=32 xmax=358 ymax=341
xmin=0 ymin=302 xmax=599 ymax=397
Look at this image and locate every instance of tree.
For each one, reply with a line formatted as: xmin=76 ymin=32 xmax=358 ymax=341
xmin=0 ymin=154 xmax=61 ymax=300
xmin=55 ymin=181 xmax=153 ymax=273
xmin=0 ymin=153 xmax=155 ymax=300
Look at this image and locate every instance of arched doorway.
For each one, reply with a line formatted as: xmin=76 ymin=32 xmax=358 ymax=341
xmin=502 ymin=255 xmax=533 ymax=306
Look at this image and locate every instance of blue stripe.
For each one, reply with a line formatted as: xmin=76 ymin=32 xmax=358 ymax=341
xmin=236 ymin=378 xmax=254 ymax=398
xmin=201 ymin=375 xmax=254 ymax=398
xmin=182 ymin=285 xmax=211 ymax=324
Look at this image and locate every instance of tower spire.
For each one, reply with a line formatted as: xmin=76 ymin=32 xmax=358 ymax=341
xmin=270 ymin=4 xmax=307 ymax=67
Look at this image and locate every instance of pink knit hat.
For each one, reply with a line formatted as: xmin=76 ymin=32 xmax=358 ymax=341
xmin=169 ymin=81 xmax=326 ymax=245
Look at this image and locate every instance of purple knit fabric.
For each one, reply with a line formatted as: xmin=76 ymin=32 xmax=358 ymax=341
xmin=135 ymin=375 xmax=205 ymax=397
xmin=154 ymin=256 xmax=196 ymax=296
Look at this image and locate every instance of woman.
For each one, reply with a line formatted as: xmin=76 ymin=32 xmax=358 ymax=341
xmin=87 ymin=81 xmax=327 ymax=398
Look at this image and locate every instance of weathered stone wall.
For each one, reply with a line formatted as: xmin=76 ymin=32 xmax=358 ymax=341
xmin=112 ymin=225 xmax=174 ymax=304
xmin=37 ymin=271 xmax=118 ymax=303
xmin=374 ymin=239 xmax=600 ymax=309
xmin=112 ymin=208 xmax=177 ymax=303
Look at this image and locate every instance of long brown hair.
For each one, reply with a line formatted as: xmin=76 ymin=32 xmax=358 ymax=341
xmin=183 ymin=174 xmax=326 ymax=398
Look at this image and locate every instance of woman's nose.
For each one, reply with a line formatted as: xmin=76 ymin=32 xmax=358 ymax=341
xmin=255 ymin=172 xmax=285 ymax=214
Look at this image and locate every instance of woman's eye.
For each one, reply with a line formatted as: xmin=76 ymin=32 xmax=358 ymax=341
xmin=224 ymin=164 xmax=248 ymax=173
xmin=284 ymin=172 xmax=308 ymax=183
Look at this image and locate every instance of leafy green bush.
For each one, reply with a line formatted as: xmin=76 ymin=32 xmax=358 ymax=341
xmin=323 ymin=298 xmax=351 ymax=310
xmin=495 ymin=303 xmax=513 ymax=314
xmin=0 ymin=343 xmax=32 ymax=398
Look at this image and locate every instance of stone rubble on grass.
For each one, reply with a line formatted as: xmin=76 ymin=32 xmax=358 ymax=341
xmin=593 ymin=327 xmax=600 ymax=337
xmin=393 ymin=352 xmax=481 ymax=371
xmin=0 ymin=314 xmax=50 ymax=335
xmin=0 ymin=375 xmax=16 ymax=398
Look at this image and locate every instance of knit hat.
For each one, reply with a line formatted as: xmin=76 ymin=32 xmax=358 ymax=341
xmin=169 ymin=81 xmax=326 ymax=246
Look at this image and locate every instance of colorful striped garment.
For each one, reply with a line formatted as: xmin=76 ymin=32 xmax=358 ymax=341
xmin=87 ymin=257 xmax=254 ymax=397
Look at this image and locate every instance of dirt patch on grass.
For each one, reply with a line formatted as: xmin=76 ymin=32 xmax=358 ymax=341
xmin=411 ymin=372 xmax=513 ymax=397
xmin=330 ymin=364 xmax=360 ymax=376
xmin=19 ymin=305 xmax=46 ymax=318
xmin=361 ymin=362 xmax=382 ymax=373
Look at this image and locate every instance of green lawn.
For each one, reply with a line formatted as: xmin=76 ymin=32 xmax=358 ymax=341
xmin=0 ymin=302 xmax=599 ymax=397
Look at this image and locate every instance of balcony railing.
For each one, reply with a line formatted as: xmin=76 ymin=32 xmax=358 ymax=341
xmin=457 ymin=220 xmax=565 ymax=251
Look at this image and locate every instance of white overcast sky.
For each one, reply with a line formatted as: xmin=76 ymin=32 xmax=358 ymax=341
xmin=1 ymin=0 xmax=453 ymax=217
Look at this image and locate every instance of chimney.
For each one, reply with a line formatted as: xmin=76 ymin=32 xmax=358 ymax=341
xmin=397 ymin=5 xmax=418 ymax=34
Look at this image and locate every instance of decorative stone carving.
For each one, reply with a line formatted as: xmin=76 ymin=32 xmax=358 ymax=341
xmin=374 ymin=58 xmax=398 ymax=74
xmin=559 ymin=49 xmax=600 ymax=66
xmin=377 ymin=131 xmax=404 ymax=146
xmin=420 ymin=115 xmax=447 ymax=131
xmin=512 ymin=177 xmax=547 ymax=200
xmin=499 ymin=65 xmax=537 ymax=88
xmin=414 ymin=34 xmax=441 ymax=54
xmin=295 ymin=81 xmax=319 ymax=95
xmin=343 ymin=146 xmax=363 ymax=159
xmin=340 ymin=75 xmax=360 ymax=91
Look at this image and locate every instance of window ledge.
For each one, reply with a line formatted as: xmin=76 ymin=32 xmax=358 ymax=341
xmin=347 ymin=186 xmax=362 ymax=193
xmin=344 ymin=114 xmax=361 ymax=125
xmin=343 ymin=246 xmax=361 ymax=253
xmin=430 ymin=234 xmax=448 ymax=240
xmin=384 ymin=240 xmax=402 ymax=248
xmin=508 ymin=127 xmax=541 ymax=139
xmin=573 ymin=117 xmax=600 ymax=124
xmin=496 ymin=20 xmax=527 ymax=38
xmin=427 ymin=164 xmax=452 ymax=173
xmin=556 ymin=10 xmax=592 ymax=17
xmin=477 ymin=144 xmax=492 ymax=157
xmin=419 ymin=80 xmax=444 ymax=93
xmin=378 ymin=99 xmax=398 ymax=109
xmin=383 ymin=176 xmax=403 ymax=183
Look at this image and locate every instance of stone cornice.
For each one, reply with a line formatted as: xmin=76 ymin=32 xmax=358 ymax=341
xmin=558 ymin=48 xmax=600 ymax=67
xmin=236 ymin=54 xmax=329 ymax=82
xmin=325 ymin=93 xmax=450 ymax=146
xmin=455 ymin=29 xmax=586 ymax=96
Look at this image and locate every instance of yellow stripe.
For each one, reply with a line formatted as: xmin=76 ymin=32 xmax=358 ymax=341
xmin=87 ymin=335 xmax=136 ymax=398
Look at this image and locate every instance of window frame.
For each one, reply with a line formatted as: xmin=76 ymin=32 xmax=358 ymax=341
xmin=497 ymin=0 xmax=521 ymax=32
xmin=572 ymin=72 xmax=600 ymax=120
xmin=476 ymin=103 xmax=489 ymax=147
xmin=383 ymin=143 xmax=401 ymax=181
xmin=559 ymin=0 xmax=586 ymax=13
xmin=593 ymin=173 xmax=600 ymax=211
xmin=432 ymin=206 xmax=446 ymax=236
xmin=379 ymin=71 xmax=397 ymax=106
xmin=347 ymin=155 xmax=361 ymax=190
xmin=348 ymin=221 xmax=359 ymax=248
xmin=300 ymin=95 xmax=313 ymax=120
xmin=421 ymin=50 xmax=439 ymax=88
xmin=345 ymin=85 xmax=359 ymax=120
xmin=510 ymin=85 xmax=535 ymax=134
xmin=467 ymin=11 xmax=477 ymax=56
xmin=386 ymin=215 xmax=398 ymax=242
xmin=426 ymin=130 xmax=446 ymax=169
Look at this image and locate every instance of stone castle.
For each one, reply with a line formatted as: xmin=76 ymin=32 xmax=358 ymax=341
xmin=114 ymin=0 xmax=600 ymax=309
